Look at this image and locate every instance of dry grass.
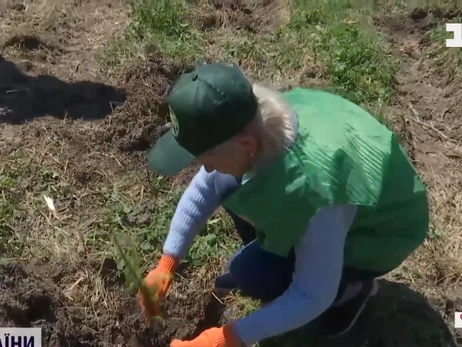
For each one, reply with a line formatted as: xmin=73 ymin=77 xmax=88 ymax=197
xmin=374 ymin=11 xmax=462 ymax=338
xmin=0 ymin=0 xmax=130 ymax=82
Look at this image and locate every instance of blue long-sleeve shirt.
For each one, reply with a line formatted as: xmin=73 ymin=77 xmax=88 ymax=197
xmin=162 ymin=166 xmax=357 ymax=346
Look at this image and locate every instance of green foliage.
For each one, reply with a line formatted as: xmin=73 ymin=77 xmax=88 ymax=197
xmin=109 ymin=228 xmax=166 ymax=322
xmin=218 ymin=3 xmax=397 ymax=111
xmin=101 ymin=177 xmax=237 ymax=278
xmin=129 ymin=0 xmax=189 ymax=39
xmin=126 ymin=0 xmax=203 ymax=58
xmin=107 ymin=0 xmax=397 ymax=117
xmin=185 ymin=216 xmax=238 ymax=267
xmin=286 ymin=6 xmax=398 ymax=107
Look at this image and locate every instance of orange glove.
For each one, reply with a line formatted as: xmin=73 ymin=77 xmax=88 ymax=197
xmin=138 ymin=254 xmax=178 ymax=319
xmin=170 ymin=325 xmax=242 ymax=347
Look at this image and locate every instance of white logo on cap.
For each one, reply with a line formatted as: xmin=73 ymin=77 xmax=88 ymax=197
xmin=169 ymin=106 xmax=179 ymax=136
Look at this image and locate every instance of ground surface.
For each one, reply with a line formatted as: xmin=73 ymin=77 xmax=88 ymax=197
xmin=0 ymin=0 xmax=461 ymax=346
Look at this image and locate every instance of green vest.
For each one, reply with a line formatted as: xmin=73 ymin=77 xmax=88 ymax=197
xmin=222 ymin=88 xmax=429 ymax=272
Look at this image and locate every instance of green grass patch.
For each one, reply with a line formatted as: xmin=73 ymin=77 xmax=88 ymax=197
xmin=106 ymin=0 xmax=397 ymax=113
xmin=103 ymin=0 xmax=204 ymax=67
xmin=100 ymin=176 xmax=238 ymax=292
xmin=221 ymin=3 xmax=397 ymax=108
xmin=289 ymin=5 xmax=397 ymax=106
xmin=128 ymin=0 xmax=204 ymax=58
xmin=0 ymin=161 xmax=24 ymax=261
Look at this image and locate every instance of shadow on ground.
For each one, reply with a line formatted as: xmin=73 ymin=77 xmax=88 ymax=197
xmin=260 ymin=279 xmax=457 ymax=347
xmin=0 ymin=55 xmax=126 ymax=124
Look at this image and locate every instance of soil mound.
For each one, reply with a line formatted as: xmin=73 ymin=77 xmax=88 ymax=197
xmin=0 ymin=51 xmax=194 ymax=188
xmin=94 ymin=51 xmax=192 ymax=153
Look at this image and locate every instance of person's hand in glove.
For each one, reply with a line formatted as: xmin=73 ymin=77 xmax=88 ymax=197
xmin=170 ymin=324 xmax=242 ymax=347
xmin=138 ymin=254 xmax=178 ymax=319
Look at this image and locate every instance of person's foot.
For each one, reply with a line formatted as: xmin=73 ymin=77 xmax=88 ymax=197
xmin=319 ymin=279 xmax=379 ymax=337
xmin=213 ymin=272 xmax=236 ymax=296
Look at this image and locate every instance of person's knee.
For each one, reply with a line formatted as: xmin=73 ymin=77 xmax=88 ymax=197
xmin=229 ymin=248 xmax=270 ymax=301
xmin=229 ymin=244 xmax=293 ymax=302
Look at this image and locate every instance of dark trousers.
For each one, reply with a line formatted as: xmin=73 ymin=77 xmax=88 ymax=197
xmin=222 ymin=209 xmax=391 ymax=303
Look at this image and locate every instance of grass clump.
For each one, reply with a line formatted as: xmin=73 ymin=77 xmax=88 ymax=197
xmin=215 ymin=2 xmax=397 ymax=110
xmin=0 ymin=162 xmax=24 ymax=261
xmin=278 ymin=4 xmax=397 ymax=107
xmin=129 ymin=0 xmax=204 ymax=56
xmin=107 ymin=0 xmax=204 ymax=65
xmin=129 ymin=0 xmax=189 ymax=38
xmin=310 ymin=19 xmax=396 ymax=106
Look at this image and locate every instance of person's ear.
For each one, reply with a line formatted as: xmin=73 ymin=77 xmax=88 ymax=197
xmin=235 ymin=133 xmax=257 ymax=158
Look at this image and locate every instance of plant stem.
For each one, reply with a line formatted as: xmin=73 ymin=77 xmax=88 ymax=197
xmin=109 ymin=230 xmax=160 ymax=322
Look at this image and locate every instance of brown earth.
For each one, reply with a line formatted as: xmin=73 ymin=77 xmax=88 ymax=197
xmin=196 ymin=0 xmax=284 ymax=34
xmin=373 ymin=7 xmax=462 ymax=345
xmin=1 ymin=1 xmax=462 ymax=347
xmin=0 ymin=259 xmax=225 ymax=347
xmin=0 ymin=0 xmax=197 ymax=188
xmin=0 ymin=1 xmax=209 ymax=346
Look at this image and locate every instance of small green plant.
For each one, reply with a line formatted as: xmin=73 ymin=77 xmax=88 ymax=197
xmin=109 ymin=229 xmax=165 ymax=321
xmin=100 ymin=180 xmax=180 ymax=320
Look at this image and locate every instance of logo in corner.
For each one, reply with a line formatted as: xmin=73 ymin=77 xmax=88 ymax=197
xmin=169 ymin=106 xmax=179 ymax=136
xmin=446 ymin=23 xmax=462 ymax=47
xmin=455 ymin=311 xmax=462 ymax=328
xmin=0 ymin=327 xmax=42 ymax=347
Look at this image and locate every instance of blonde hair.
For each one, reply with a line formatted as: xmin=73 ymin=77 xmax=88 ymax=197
xmin=207 ymin=83 xmax=296 ymax=163
xmin=250 ymin=83 xmax=296 ymax=156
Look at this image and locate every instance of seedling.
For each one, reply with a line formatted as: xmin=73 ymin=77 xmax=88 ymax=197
xmin=109 ymin=230 xmax=165 ymax=323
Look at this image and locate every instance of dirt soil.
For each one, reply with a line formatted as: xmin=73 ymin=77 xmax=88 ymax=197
xmin=0 ymin=0 xmax=197 ymax=184
xmin=374 ymin=7 xmax=462 ymax=345
xmin=0 ymin=1 xmax=206 ymax=346
xmin=1 ymin=1 xmax=462 ymax=347
xmin=0 ymin=260 xmax=225 ymax=347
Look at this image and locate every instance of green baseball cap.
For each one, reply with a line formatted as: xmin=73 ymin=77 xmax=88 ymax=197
xmin=147 ymin=63 xmax=258 ymax=176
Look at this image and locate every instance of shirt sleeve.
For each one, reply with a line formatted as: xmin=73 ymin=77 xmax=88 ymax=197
xmin=232 ymin=204 xmax=358 ymax=346
xmin=162 ymin=166 xmax=240 ymax=259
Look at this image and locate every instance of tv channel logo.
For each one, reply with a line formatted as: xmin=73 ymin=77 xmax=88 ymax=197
xmin=446 ymin=23 xmax=462 ymax=48
xmin=455 ymin=312 xmax=462 ymax=329
xmin=0 ymin=328 xmax=41 ymax=347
